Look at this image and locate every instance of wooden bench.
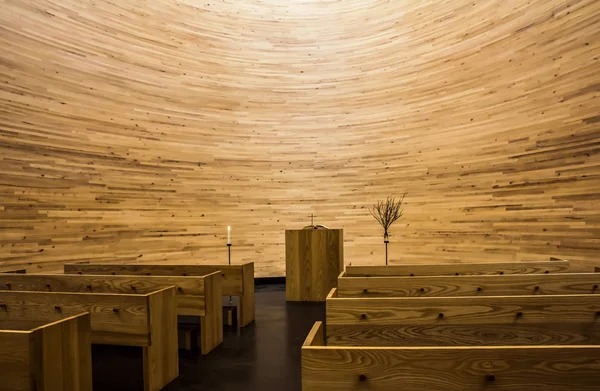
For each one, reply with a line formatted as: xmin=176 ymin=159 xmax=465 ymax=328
xmin=343 ymin=259 xmax=569 ymax=277
xmin=0 ymin=287 xmax=178 ymax=391
xmin=0 ymin=312 xmax=92 ymax=391
xmin=0 ymin=272 xmax=222 ymax=355
xmin=64 ymin=262 xmax=255 ymax=327
xmin=337 ymin=272 xmax=600 ymax=297
xmin=326 ymin=288 xmax=600 ymax=346
xmin=302 ymin=321 xmax=600 ymax=391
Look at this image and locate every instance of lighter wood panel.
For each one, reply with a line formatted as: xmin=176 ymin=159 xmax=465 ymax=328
xmin=0 ymin=0 xmax=599 ymax=276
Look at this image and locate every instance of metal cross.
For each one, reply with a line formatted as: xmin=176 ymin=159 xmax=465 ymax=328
xmin=309 ymin=213 xmax=316 ymax=226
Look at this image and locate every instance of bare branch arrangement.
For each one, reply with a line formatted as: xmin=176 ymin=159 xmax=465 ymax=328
xmin=370 ymin=194 xmax=406 ymax=265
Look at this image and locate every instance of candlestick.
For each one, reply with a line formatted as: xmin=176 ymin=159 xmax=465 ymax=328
xmin=227 ymin=241 xmax=232 ymax=304
xmin=227 ymin=226 xmax=231 ymax=244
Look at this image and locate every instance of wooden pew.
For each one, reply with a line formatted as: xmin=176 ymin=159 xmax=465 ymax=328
xmin=302 ymin=321 xmax=600 ymax=391
xmin=337 ymin=272 xmax=600 ymax=297
xmin=0 ymin=287 xmax=178 ymax=391
xmin=0 ymin=313 xmax=92 ymax=391
xmin=326 ymin=289 xmax=600 ymax=346
xmin=0 ymin=272 xmax=223 ymax=355
xmin=343 ymin=259 xmax=569 ymax=277
xmin=64 ymin=262 xmax=255 ymax=327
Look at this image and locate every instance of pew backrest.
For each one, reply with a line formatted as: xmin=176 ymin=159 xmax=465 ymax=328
xmin=64 ymin=262 xmax=255 ymax=326
xmin=0 ymin=272 xmax=220 ymax=316
xmin=326 ymin=290 xmax=600 ymax=346
xmin=64 ymin=263 xmax=252 ymax=296
xmin=337 ymin=272 xmax=600 ymax=297
xmin=344 ymin=260 xmax=569 ymax=276
xmin=302 ymin=322 xmax=600 ymax=391
xmin=0 ymin=287 xmax=176 ymax=346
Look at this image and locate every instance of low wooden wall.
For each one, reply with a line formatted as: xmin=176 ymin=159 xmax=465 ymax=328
xmin=0 ymin=313 xmax=92 ymax=391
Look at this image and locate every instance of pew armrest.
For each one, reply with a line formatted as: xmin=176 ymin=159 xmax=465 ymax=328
xmin=303 ymin=322 xmax=325 ymax=347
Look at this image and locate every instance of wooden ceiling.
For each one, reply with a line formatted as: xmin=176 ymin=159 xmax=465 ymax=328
xmin=0 ymin=0 xmax=598 ymax=276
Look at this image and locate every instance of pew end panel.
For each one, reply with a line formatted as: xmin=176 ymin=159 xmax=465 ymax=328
xmin=344 ymin=259 xmax=570 ymax=277
xmin=302 ymin=343 xmax=600 ymax=391
xmin=0 ymin=313 xmax=92 ymax=391
xmin=240 ymin=262 xmax=255 ymax=327
xmin=326 ymin=294 xmax=600 ymax=347
xmin=143 ymin=286 xmax=179 ymax=391
xmin=199 ymin=271 xmax=223 ymax=355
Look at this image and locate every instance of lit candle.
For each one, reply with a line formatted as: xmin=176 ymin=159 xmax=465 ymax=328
xmin=227 ymin=226 xmax=231 ymax=244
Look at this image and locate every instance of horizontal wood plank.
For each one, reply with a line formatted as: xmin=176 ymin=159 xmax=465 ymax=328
xmin=64 ymin=263 xmax=245 ymax=296
xmin=0 ymin=273 xmax=209 ymax=316
xmin=0 ymin=290 xmax=153 ymax=346
xmin=344 ymin=260 xmax=569 ymax=276
xmin=326 ymin=294 xmax=600 ymax=346
xmin=337 ymin=272 xmax=600 ymax=297
xmin=303 ymin=344 xmax=600 ymax=390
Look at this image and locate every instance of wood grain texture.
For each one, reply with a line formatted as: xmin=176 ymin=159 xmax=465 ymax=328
xmin=0 ymin=288 xmax=178 ymax=391
xmin=303 ymin=321 xmax=325 ymax=347
xmin=286 ymin=229 xmax=344 ymax=301
xmin=0 ymin=313 xmax=92 ymax=391
xmin=337 ymin=272 xmax=600 ymax=297
xmin=65 ymin=263 xmax=245 ymax=295
xmin=240 ymin=262 xmax=255 ymax=326
xmin=344 ymin=260 xmax=570 ymax=276
xmin=0 ymin=0 xmax=599 ymax=277
xmin=0 ymin=290 xmax=152 ymax=346
xmin=199 ymin=269 xmax=223 ymax=355
xmin=65 ymin=262 xmax=255 ymax=326
xmin=302 ymin=342 xmax=600 ymax=390
xmin=0 ymin=272 xmax=208 ymax=314
xmin=143 ymin=285 xmax=179 ymax=391
xmin=326 ymin=294 xmax=600 ymax=346
xmin=0 ymin=271 xmax=223 ymax=353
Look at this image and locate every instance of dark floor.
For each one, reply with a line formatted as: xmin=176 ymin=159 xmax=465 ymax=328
xmin=92 ymin=284 xmax=324 ymax=391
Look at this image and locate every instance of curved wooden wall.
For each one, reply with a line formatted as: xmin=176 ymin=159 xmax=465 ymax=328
xmin=0 ymin=0 xmax=598 ymax=276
